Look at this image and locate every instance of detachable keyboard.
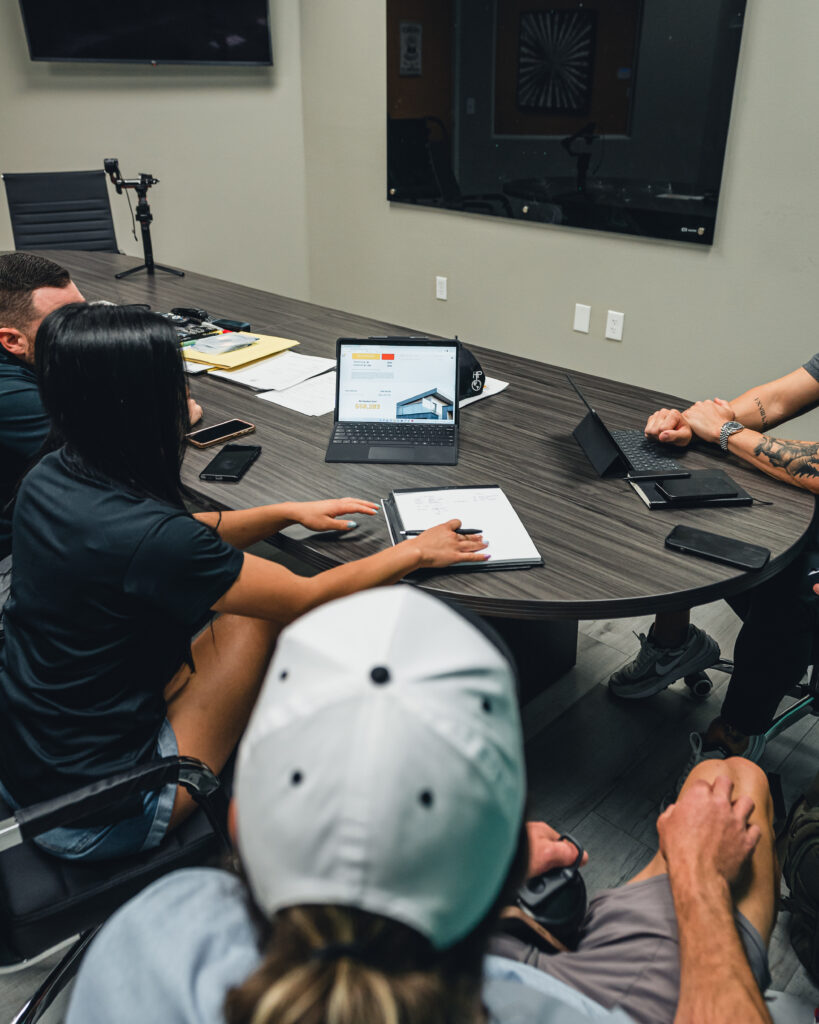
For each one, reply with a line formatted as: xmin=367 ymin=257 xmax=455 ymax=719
xmin=610 ymin=428 xmax=686 ymax=475
xmin=331 ymin=423 xmax=456 ymax=447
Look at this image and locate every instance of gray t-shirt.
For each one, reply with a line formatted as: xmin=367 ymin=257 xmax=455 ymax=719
xmin=66 ymin=868 xmax=634 ymax=1024
xmin=802 ymin=354 xmax=819 ymax=382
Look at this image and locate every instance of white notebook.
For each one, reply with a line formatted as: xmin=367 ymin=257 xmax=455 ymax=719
xmin=382 ymin=485 xmax=542 ymax=571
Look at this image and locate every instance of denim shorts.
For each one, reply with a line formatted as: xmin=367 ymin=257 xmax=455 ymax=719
xmin=0 ymin=719 xmax=179 ymax=862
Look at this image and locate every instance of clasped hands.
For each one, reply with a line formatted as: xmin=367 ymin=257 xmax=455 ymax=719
xmin=645 ymin=397 xmax=736 ymax=447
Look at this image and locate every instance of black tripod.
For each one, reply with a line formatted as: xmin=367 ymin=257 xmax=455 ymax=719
xmin=104 ymin=158 xmax=184 ymax=280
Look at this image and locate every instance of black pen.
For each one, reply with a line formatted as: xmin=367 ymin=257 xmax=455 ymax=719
xmin=400 ymin=528 xmax=483 ymax=536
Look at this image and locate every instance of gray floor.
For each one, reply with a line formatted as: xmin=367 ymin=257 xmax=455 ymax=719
xmin=3 ymin=599 xmax=819 ymax=1021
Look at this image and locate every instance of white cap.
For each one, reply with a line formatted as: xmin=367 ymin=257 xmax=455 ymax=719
xmin=235 ymin=587 xmax=526 ymax=950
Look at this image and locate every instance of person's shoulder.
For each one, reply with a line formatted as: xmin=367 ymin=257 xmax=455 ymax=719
xmin=66 ymin=868 xmax=261 ymax=1024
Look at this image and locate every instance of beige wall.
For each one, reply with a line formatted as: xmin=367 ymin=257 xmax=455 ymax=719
xmin=3 ymin=1 xmax=819 ymax=433
xmin=300 ymin=0 xmax=819 ymax=434
xmin=0 ymin=1 xmax=309 ymax=299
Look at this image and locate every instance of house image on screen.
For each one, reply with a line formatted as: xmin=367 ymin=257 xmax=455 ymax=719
xmin=395 ymin=389 xmax=454 ymax=420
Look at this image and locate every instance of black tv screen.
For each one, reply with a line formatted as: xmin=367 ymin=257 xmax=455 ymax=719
xmin=18 ymin=0 xmax=273 ymax=66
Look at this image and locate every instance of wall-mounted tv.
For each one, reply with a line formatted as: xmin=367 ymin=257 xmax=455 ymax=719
xmin=387 ymin=0 xmax=746 ymax=246
xmin=18 ymin=0 xmax=273 ymax=66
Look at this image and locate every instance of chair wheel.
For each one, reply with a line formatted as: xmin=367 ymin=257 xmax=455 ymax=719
xmin=684 ymin=671 xmax=713 ymax=698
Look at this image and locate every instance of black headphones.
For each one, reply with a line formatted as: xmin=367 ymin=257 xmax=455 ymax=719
xmin=515 ymin=832 xmax=587 ymax=946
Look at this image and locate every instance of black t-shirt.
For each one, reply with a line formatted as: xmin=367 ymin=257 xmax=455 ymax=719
xmin=0 ymin=348 xmax=50 ymax=558
xmin=0 ymin=449 xmax=244 ymax=806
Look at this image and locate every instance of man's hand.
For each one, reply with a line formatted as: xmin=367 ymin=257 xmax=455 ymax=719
xmin=288 ymin=498 xmax=379 ymax=532
xmin=526 ymin=821 xmax=589 ymax=879
xmin=680 ymin=397 xmax=736 ymax=445
xmin=658 ymin=775 xmax=760 ymax=887
xmin=645 ymin=407 xmax=693 ymax=447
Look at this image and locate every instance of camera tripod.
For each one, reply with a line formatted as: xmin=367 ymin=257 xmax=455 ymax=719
xmin=104 ymin=158 xmax=184 ymax=280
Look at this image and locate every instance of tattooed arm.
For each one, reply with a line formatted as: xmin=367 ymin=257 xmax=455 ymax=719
xmin=683 ymin=398 xmax=819 ymax=494
xmin=725 ymin=368 xmax=819 ymax=432
xmin=645 ymin=368 xmax=819 ymax=446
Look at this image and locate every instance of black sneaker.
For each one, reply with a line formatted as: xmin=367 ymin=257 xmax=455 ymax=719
xmin=608 ymin=624 xmax=719 ymax=699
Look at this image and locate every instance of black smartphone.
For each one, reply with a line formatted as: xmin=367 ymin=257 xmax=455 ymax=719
xmin=186 ymin=418 xmax=255 ymax=448
xmin=665 ymin=525 xmax=770 ymax=571
xmin=199 ymin=444 xmax=261 ymax=482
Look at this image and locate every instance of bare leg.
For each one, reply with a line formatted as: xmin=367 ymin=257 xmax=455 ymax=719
xmin=163 ymin=613 xmax=281 ymax=829
xmin=653 ymin=609 xmax=691 ymax=648
xmin=628 ymin=758 xmax=777 ymax=944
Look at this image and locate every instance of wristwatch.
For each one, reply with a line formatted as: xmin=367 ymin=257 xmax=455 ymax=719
xmin=719 ymin=420 xmax=745 ymax=450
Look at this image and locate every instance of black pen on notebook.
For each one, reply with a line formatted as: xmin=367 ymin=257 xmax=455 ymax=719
xmin=400 ymin=528 xmax=483 ymax=536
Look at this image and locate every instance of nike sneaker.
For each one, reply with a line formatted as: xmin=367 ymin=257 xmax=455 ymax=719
xmin=608 ymin=624 xmax=719 ymax=699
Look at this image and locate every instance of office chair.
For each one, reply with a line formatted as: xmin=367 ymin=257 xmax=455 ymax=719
xmin=0 ymin=755 xmax=230 ymax=1023
xmin=387 ymin=116 xmax=513 ymax=217
xmin=2 ymin=171 xmax=118 ymax=252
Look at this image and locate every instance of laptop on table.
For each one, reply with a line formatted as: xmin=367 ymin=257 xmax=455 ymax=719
xmin=567 ymin=374 xmax=688 ymax=479
xmin=326 ymin=338 xmax=459 ymax=464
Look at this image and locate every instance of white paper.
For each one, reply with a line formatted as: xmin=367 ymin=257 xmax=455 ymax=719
xmin=392 ymin=486 xmax=540 ymax=565
xmin=209 ymin=351 xmax=335 ymax=392
xmin=459 ymin=376 xmax=509 ymax=408
xmin=257 ymin=371 xmax=337 ymax=416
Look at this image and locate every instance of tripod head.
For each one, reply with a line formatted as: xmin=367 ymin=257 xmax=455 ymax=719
xmin=104 ymin=158 xmax=158 ymax=196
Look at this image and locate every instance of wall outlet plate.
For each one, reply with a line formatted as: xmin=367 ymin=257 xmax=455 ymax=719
xmin=606 ymin=310 xmax=624 ymax=341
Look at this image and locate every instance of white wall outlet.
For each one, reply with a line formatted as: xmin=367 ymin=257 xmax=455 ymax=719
xmin=573 ymin=303 xmax=591 ymax=333
xmin=605 ymin=310 xmax=624 ymax=341
xmin=436 ymin=275 xmax=448 ymax=300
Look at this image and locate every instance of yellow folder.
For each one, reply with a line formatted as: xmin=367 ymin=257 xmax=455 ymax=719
xmin=183 ymin=332 xmax=299 ymax=369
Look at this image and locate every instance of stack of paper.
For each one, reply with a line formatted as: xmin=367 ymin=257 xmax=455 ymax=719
xmin=257 ymin=371 xmax=337 ymax=416
xmin=209 ymin=351 xmax=335 ymax=391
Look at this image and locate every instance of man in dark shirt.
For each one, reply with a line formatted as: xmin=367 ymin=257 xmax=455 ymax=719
xmin=610 ymin=357 xmax=819 ymax=768
xmin=0 ymin=252 xmax=85 ymax=562
xmin=0 ymin=251 xmax=203 ymax=563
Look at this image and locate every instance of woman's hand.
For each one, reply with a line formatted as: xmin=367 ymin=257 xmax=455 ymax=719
xmin=405 ymin=519 xmax=489 ymax=568
xmin=526 ymin=821 xmax=589 ymax=879
xmin=289 ymin=498 xmax=379 ymax=532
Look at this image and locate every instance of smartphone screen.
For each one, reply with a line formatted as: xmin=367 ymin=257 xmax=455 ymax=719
xmin=199 ymin=444 xmax=261 ymax=482
xmin=186 ymin=418 xmax=255 ymax=448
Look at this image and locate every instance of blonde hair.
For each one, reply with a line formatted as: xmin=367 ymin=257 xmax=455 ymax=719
xmin=224 ymin=904 xmax=487 ymax=1024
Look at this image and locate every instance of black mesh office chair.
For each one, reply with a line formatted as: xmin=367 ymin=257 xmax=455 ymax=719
xmin=2 ymin=170 xmax=118 ymax=252
xmin=0 ymin=756 xmax=230 ymax=1023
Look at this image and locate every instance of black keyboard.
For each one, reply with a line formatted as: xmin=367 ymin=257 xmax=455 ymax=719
xmin=610 ymin=428 xmax=684 ymax=474
xmin=332 ymin=423 xmax=456 ymax=446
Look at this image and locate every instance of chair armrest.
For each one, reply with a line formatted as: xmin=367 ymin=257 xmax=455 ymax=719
xmin=0 ymin=756 xmax=228 ymax=852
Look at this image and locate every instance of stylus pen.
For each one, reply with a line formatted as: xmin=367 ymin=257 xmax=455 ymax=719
xmin=400 ymin=528 xmax=483 ymax=536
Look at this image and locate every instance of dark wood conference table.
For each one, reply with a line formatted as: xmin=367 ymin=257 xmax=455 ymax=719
xmin=46 ymin=251 xmax=816 ymax=698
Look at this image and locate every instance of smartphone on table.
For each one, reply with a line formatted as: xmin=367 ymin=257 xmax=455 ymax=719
xmin=199 ymin=444 xmax=261 ymax=482
xmin=186 ymin=418 xmax=255 ymax=448
xmin=664 ymin=525 xmax=770 ymax=571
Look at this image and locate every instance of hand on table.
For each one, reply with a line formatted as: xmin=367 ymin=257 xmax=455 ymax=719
xmin=645 ymin=407 xmax=693 ymax=447
xmin=290 ymin=498 xmax=379 ymax=532
xmin=680 ymin=398 xmax=736 ymax=445
xmin=526 ymin=821 xmax=588 ymax=879
xmin=657 ymin=775 xmax=760 ymax=887
xmin=187 ymin=396 xmax=203 ymax=427
xmin=406 ymin=519 xmax=489 ymax=568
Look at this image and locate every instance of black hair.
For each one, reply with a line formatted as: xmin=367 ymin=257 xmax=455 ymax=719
xmin=0 ymin=252 xmax=71 ymax=328
xmin=35 ymin=302 xmax=189 ymax=507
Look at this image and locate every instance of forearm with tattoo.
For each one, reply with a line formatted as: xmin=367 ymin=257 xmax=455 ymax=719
xmin=753 ymin=397 xmax=769 ymax=431
xmin=753 ymin=436 xmax=819 ymax=480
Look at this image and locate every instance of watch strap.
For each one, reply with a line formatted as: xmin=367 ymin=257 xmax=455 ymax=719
xmin=719 ymin=420 xmax=745 ymax=451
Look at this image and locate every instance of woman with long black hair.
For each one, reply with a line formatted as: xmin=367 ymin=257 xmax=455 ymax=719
xmin=0 ymin=302 xmax=487 ymax=861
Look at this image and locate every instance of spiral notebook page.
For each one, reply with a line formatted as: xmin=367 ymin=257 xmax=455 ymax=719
xmin=391 ymin=486 xmax=541 ymax=565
